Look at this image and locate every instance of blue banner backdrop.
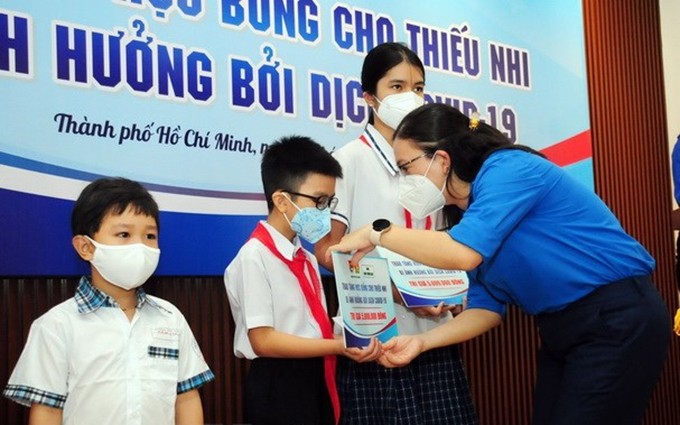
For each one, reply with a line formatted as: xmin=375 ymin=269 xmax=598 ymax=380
xmin=0 ymin=0 xmax=591 ymax=275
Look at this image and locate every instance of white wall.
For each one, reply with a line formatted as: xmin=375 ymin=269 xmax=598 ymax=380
xmin=661 ymin=1 xmax=680 ymax=291
xmin=661 ymin=0 xmax=680 ymax=206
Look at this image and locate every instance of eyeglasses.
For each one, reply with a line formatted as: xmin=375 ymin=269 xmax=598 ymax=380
xmin=397 ymin=152 xmax=430 ymax=173
xmin=286 ymin=191 xmax=339 ymax=211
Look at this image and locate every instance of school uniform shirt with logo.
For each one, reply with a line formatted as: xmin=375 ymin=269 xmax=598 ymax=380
xmin=224 ymin=221 xmax=328 ymax=359
xmin=3 ymin=276 xmax=214 ymax=425
xmin=332 ymin=124 xmax=450 ymax=334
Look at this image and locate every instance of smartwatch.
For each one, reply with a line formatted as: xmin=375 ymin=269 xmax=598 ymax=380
xmin=370 ymin=219 xmax=392 ymax=246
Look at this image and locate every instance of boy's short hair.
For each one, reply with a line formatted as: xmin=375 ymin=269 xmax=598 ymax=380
xmin=71 ymin=177 xmax=160 ymax=236
xmin=261 ymin=135 xmax=343 ymax=211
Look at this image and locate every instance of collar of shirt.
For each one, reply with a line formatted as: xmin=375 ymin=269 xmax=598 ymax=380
xmin=363 ymin=124 xmax=399 ymax=176
xmin=260 ymin=220 xmax=304 ymax=261
xmin=74 ymin=276 xmax=166 ymax=314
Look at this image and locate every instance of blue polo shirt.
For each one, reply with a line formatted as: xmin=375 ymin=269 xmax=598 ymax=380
xmin=450 ymin=149 xmax=655 ymax=316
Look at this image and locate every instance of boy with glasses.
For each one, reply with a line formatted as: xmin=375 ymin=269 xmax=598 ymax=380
xmin=224 ymin=136 xmax=381 ymax=425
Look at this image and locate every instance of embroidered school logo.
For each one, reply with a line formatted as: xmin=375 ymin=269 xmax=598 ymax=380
xmin=152 ymin=327 xmax=180 ymax=340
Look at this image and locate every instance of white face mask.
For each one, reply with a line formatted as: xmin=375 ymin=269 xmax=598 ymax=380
xmin=86 ymin=236 xmax=160 ymax=290
xmin=398 ymin=155 xmax=446 ymax=220
xmin=374 ymin=91 xmax=424 ymax=130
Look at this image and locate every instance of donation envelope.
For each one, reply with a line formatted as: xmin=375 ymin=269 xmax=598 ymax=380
xmin=375 ymin=246 xmax=468 ymax=308
xmin=332 ymin=252 xmax=398 ymax=348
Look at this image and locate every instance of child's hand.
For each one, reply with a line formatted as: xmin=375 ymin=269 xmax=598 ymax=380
xmin=341 ymin=337 xmax=382 ymax=362
xmin=377 ymin=335 xmax=424 ymax=368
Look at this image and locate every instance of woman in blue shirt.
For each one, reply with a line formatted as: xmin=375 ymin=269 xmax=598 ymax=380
xmin=328 ymin=103 xmax=670 ymax=425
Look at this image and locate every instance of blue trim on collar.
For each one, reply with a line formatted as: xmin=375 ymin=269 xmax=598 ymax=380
xmin=364 ymin=128 xmax=399 ymax=175
xmin=331 ymin=211 xmax=349 ymax=222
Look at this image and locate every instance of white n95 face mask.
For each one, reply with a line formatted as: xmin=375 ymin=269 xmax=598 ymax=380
xmin=86 ymin=236 xmax=160 ymax=290
xmin=398 ymin=156 xmax=446 ymax=220
xmin=374 ymin=91 xmax=425 ymax=130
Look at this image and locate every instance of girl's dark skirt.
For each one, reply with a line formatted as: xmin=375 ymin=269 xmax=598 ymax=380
xmin=337 ymin=344 xmax=478 ymax=425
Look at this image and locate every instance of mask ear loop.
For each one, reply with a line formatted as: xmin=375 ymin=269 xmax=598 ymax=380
xmin=422 ymin=153 xmax=436 ymax=177
xmin=423 ymin=153 xmax=448 ymax=198
xmin=282 ymin=192 xmax=302 ymax=212
xmin=371 ymin=94 xmax=384 ymax=113
xmin=280 ymin=192 xmax=302 ymax=231
xmin=435 ymin=150 xmax=468 ymax=201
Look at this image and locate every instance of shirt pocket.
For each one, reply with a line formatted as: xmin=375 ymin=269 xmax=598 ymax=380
xmin=148 ymin=346 xmax=180 ymax=360
xmin=142 ymin=338 xmax=180 ymax=406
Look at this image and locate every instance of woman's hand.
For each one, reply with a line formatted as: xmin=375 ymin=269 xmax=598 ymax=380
xmin=408 ymin=301 xmax=463 ymax=318
xmin=377 ymin=335 xmax=425 ymax=368
xmin=325 ymin=224 xmax=375 ymax=265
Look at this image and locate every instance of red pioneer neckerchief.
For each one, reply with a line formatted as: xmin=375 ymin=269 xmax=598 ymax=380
xmin=404 ymin=209 xmax=432 ymax=230
xmin=250 ymin=222 xmax=340 ymax=424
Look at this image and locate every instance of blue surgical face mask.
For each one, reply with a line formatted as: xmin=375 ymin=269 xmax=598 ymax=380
xmin=283 ymin=194 xmax=332 ymax=243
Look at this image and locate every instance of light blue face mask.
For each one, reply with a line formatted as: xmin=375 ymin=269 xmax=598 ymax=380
xmin=283 ymin=195 xmax=332 ymax=243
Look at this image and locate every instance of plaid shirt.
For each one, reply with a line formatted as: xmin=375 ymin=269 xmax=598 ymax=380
xmin=74 ymin=275 xmax=165 ymax=314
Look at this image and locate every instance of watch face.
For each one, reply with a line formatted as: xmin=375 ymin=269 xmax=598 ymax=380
xmin=373 ymin=219 xmax=391 ymax=231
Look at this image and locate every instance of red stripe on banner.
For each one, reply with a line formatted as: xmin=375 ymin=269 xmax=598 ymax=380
xmin=539 ymin=130 xmax=592 ymax=167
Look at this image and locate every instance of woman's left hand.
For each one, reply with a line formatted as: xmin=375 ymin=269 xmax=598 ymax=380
xmin=409 ymin=302 xmax=463 ymax=318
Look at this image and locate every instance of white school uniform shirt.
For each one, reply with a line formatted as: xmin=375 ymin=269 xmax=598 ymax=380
xmin=224 ymin=221 xmax=327 ymax=359
xmin=3 ymin=277 xmax=214 ymax=425
xmin=332 ymin=124 xmax=450 ymax=334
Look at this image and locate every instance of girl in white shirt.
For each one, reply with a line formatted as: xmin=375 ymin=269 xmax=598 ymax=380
xmin=315 ymin=42 xmax=478 ymax=425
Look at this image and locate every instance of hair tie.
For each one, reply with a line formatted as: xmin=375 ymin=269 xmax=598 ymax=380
xmin=469 ymin=112 xmax=480 ymax=131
